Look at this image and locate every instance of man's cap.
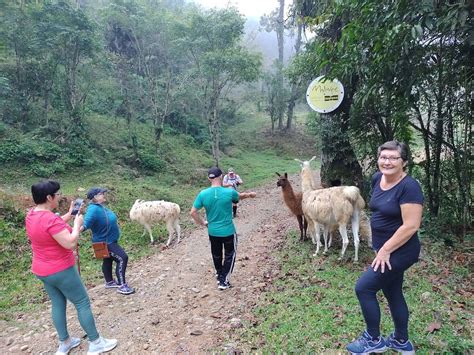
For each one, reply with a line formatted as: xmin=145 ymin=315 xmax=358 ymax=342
xmin=228 ymin=167 xmax=235 ymax=173
xmin=87 ymin=187 xmax=108 ymax=200
xmin=208 ymin=167 xmax=222 ymax=179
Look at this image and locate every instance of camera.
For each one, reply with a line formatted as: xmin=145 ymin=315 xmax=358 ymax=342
xmin=71 ymin=198 xmax=84 ymax=216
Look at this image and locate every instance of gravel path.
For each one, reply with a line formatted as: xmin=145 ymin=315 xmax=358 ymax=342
xmin=1 ymin=175 xmax=311 ymax=354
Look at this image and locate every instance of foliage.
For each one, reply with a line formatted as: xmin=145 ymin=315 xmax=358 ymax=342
xmin=183 ymin=7 xmax=262 ymax=165
xmin=0 ymin=132 xmax=95 ymax=177
xmin=237 ymin=231 xmax=473 ymax=353
xmin=0 ymin=0 xmax=262 ymax=168
xmin=263 ymin=66 xmax=290 ymax=133
xmin=291 ymin=0 xmax=472 ymax=238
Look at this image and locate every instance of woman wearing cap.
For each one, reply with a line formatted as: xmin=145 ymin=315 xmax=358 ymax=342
xmin=25 ymin=180 xmax=117 ymax=354
xmin=222 ymin=168 xmax=243 ymax=217
xmin=83 ymin=187 xmax=135 ymax=295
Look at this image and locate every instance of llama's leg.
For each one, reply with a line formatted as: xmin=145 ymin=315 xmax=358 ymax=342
xmin=165 ymin=220 xmax=175 ymax=246
xmin=367 ymin=231 xmax=372 ymax=248
xmin=322 ymin=227 xmax=329 ymax=254
xmin=144 ymin=223 xmax=154 ymax=244
xmin=175 ymin=220 xmax=181 ymax=244
xmin=303 ymin=216 xmax=308 ymax=241
xmin=351 ymin=210 xmax=361 ymax=262
xmin=338 ymin=224 xmax=349 ymax=260
xmin=297 ymin=215 xmax=304 ymax=241
xmin=307 ymin=219 xmax=316 ymax=244
xmin=312 ymin=222 xmax=322 ymax=257
xmin=328 ymin=230 xmax=333 ymax=248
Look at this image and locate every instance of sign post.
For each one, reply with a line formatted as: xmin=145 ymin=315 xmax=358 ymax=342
xmin=306 ymin=76 xmax=344 ymax=113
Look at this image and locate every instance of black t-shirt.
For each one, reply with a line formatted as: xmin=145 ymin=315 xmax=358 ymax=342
xmin=369 ymin=172 xmax=424 ymax=251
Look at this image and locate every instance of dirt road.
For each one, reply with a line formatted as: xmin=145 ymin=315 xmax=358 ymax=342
xmin=1 ymin=176 xmax=307 ymax=354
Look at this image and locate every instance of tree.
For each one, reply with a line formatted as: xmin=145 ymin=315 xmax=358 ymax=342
xmin=261 ymin=0 xmax=287 ymax=131
xmin=285 ymin=20 xmax=304 ymax=131
xmin=35 ymin=2 xmax=99 ymax=136
xmin=184 ymin=8 xmax=261 ymax=165
xmin=291 ymin=0 xmax=472 ymax=238
xmin=263 ymin=68 xmax=288 ymax=134
xmin=291 ymin=0 xmax=363 ymax=188
xmin=103 ymin=0 xmax=192 ymax=151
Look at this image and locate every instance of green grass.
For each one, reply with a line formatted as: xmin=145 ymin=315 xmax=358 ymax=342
xmin=237 ymin=233 xmax=473 ymax=353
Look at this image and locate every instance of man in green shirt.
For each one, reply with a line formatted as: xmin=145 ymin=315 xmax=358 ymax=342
xmin=190 ymin=167 xmax=256 ymax=290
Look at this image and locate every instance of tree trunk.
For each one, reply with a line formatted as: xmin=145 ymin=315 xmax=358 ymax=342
xmin=276 ymin=0 xmax=285 ymax=130
xmin=208 ymin=94 xmax=220 ymax=166
xmin=320 ymin=114 xmax=363 ymax=188
xmin=431 ymin=39 xmax=445 ymax=217
xmin=320 ymin=76 xmax=363 ymax=189
xmin=286 ymin=23 xmax=303 ymax=131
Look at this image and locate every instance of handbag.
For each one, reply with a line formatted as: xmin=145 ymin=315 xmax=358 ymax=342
xmin=92 ymin=241 xmax=110 ymax=259
xmin=91 ymin=206 xmax=111 ymax=259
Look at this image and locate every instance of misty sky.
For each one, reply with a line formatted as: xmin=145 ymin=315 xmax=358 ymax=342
xmin=190 ymin=0 xmax=280 ymax=18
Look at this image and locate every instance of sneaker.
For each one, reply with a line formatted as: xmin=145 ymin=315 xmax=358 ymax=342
xmin=386 ymin=333 xmax=415 ymax=354
xmin=117 ymin=283 xmax=135 ymax=295
xmin=55 ymin=337 xmax=81 ymax=355
xmin=105 ymin=280 xmax=120 ymax=289
xmin=87 ymin=336 xmax=117 ymax=355
xmin=218 ymin=281 xmax=231 ymax=290
xmin=346 ymin=330 xmax=387 ymax=355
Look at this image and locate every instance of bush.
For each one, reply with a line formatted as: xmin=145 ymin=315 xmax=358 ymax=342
xmin=0 ymin=135 xmax=95 ymax=176
xmin=139 ymin=153 xmax=166 ymax=173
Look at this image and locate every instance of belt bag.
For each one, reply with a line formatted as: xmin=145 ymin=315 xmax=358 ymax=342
xmin=92 ymin=206 xmax=111 ymax=259
xmin=92 ymin=242 xmax=110 ymax=259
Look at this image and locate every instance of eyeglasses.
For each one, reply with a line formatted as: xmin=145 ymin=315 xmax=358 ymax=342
xmin=54 ymin=192 xmax=62 ymax=196
xmin=378 ymin=156 xmax=402 ymax=163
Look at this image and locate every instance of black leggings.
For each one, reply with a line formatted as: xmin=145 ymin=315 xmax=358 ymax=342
xmin=209 ymin=234 xmax=237 ymax=283
xmin=102 ymin=242 xmax=129 ymax=285
xmin=355 ymin=246 xmax=419 ymax=341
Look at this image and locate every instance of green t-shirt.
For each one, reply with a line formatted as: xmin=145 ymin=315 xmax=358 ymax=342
xmin=193 ymin=186 xmax=239 ymax=237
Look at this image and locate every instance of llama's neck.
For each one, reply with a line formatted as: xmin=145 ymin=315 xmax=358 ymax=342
xmin=282 ymin=183 xmax=296 ymax=202
xmin=301 ymin=168 xmax=314 ymax=193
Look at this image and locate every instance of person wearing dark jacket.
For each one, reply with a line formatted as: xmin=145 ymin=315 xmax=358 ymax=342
xmin=83 ymin=187 xmax=135 ymax=295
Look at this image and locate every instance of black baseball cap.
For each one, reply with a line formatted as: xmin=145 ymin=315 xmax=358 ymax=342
xmin=208 ymin=167 xmax=222 ymax=179
xmin=87 ymin=187 xmax=108 ymax=200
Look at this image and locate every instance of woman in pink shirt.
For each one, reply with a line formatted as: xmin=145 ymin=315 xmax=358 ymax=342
xmin=25 ymin=180 xmax=117 ymax=355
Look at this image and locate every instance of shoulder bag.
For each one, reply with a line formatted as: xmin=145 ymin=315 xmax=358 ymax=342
xmin=92 ymin=206 xmax=110 ymax=259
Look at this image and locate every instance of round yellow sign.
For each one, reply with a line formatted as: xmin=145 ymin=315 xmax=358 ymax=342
xmin=306 ymin=76 xmax=344 ymax=113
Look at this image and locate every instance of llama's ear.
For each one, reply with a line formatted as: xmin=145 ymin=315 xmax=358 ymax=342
xmin=294 ymin=158 xmax=303 ymax=164
xmin=284 ymin=173 xmax=288 ymax=178
xmin=275 ymin=172 xmax=281 ymax=177
xmin=309 ymin=156 xmax=317 ymax=163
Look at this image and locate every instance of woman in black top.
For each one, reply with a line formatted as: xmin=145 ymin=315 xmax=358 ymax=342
xmin=346 ymin=141 xmax=423 ymax=355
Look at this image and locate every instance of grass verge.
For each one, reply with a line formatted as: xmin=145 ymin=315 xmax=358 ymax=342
xmin=236 ymin=232 xmax=473 ymax=353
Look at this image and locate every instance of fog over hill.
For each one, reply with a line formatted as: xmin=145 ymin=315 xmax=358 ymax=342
xmin=244 ymin=16 xmax=298 ymax=69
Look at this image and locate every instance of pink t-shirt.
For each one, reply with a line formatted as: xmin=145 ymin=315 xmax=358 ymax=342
xmin=25 ymin=209 xmax=75 ymax=277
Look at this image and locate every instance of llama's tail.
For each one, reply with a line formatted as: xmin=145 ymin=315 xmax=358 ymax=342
xmin=342 ymin=186 xmax=364 ymax=208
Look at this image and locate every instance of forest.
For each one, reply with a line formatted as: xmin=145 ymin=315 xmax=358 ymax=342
xmin=1 ymin=0 xmax=471 ymax=240
xmin=0 ymin=0 xmax=472 ymax=353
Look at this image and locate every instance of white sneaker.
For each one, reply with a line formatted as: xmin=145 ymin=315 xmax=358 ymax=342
xmin=87 ymin=336 xmax=118 ymax=355
xmin=55 ymin=337 xmax=81 ymax=355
